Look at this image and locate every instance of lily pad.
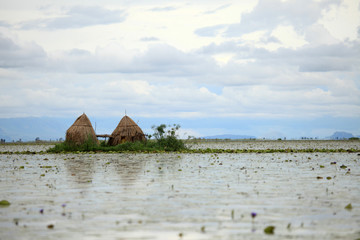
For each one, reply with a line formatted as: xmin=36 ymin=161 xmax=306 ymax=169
xmin=0 ymin=200 xmax=11 ymax=206
xmin=264 ymin=226 xmax=275 ymax=234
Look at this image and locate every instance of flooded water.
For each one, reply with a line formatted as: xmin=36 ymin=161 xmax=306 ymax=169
xmin=189 ymin=140 xmax=360 ymax=150
xmin=0 ymin=143 xmax=359 ymax=239
xmin=0 ymin=144 xmax=55 ymax=153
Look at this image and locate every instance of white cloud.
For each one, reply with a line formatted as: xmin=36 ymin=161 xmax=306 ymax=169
xmin=319 ymin=0 xmax=360 ymax=41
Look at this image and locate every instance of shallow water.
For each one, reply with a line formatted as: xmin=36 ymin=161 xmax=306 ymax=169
xmin=0 ymin=145 xmax=359 ymax=239
xmin=189 ymin=140 xmax=360 ymax=150
xmin=1 ymin=140 xmax=359 ymax=153
xmin=0 ymin=144 xmax=55 ymax=153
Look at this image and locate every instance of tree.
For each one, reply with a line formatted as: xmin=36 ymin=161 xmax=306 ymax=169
xmin=152 ymin=124 xmax=167 ymax=140
xmin=151 ymin=124 xmax=185 ymax=151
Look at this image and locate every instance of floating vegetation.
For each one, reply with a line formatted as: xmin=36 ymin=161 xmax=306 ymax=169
xmin=0 ymin=200 xmax=11 ymax=206
xmin=287 ymin=223 xmax=291 ymax=229
xmin=40 ymin=166 xmax=52 ymax=168
xmin=345 ymin=203 xmax=353 ymax=211
xmin=264 ymin=226 xmax=275 ymax=234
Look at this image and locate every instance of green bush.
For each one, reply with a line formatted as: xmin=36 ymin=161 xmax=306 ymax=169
xmin=47 ymin=135 xmax=99 ymax=153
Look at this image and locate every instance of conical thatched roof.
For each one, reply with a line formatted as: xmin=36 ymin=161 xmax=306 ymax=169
xmin=108 ymin=115 xmax=146 ymax=146
xmin=66 ymin=113 xmax=98 ymax=145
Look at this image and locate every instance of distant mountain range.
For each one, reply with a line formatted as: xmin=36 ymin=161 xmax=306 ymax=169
xmin=328 ymin=131 xmax=357 ymax=140
xmin=203 ymin=134 xmax=256 ymax=140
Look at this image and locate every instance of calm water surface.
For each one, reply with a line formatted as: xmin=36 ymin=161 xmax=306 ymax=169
xmin=0 ymin=143 xmax=359 ymax=239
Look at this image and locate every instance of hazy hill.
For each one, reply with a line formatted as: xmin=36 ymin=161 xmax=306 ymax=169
xmin=329 ymin=131 xmax=354 ymax=140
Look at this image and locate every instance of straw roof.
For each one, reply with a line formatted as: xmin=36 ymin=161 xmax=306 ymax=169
xmin=66 ymin=113 xmax=98 ymax=145
xmin=108 ymin=115 xmax=146 ymax=146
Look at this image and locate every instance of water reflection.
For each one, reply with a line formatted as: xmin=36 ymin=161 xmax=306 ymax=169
xmin=64 ymin=154 xmax=95 ymax=188
xmin=113 ymin=154 xmax=145 ymax=187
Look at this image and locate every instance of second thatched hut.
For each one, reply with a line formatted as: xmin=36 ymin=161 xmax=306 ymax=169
xmin=108 ymin=115 xmax=146 ymax=146
xmin=66 ymin=113 xmax=98 ymax=145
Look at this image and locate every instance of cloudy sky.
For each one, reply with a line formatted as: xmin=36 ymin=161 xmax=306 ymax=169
xmin=0 ymin=0 xmax=359 ymax=138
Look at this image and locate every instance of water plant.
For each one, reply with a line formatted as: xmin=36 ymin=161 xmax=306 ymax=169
xmin=264 ymin=226 xmax=275 ymax=234
xmin=0 ymin=200 xmax=10 ymax=206
xmin=345 ymin=203 xmax=353 ymax=211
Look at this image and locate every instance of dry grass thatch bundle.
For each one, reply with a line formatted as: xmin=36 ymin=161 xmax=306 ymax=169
xmin=66 ymin=113 xmax=98 ymax=145
xmin=108 ymin=115 xmax=146 ymax=146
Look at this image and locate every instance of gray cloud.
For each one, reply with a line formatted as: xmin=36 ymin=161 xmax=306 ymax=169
xmin=0 ymin=34 xmax=46 ymax=68
xmin=140 ymin=37 xmax=159 ymax=42
xmin=198 ymin=39 xmax=360 ymax=73
xmin=0 ymin=21 xmax=10 ymax=27
xmin=20 ymin=6 xmax=127 ymax=30
xmin=2 ymin=27 xmax=358 ymax=79
xmin=194 ymin=24 xmax=226 ymax=37
xmin=261 ymin=35 xmax=280 ymax=44
xmin=67 ymin=48 xmax=92 ymax=56
xmin=195 ymin=0 xmax=341 ymax=37
xmin=59 ymin=44 xmax=217 ymax=76
xmin=203 ymin=4 xmax=231 ymax=14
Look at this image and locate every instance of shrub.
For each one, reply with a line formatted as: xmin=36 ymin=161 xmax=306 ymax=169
xmin=151 ymin=124 xmax=185 ymax=151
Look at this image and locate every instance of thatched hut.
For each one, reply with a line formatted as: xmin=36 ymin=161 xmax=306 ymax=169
xmin=66 ymin=113 xmax=98 ymax=145
xmin=108 ymin=115 xmax=146 ymax=145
